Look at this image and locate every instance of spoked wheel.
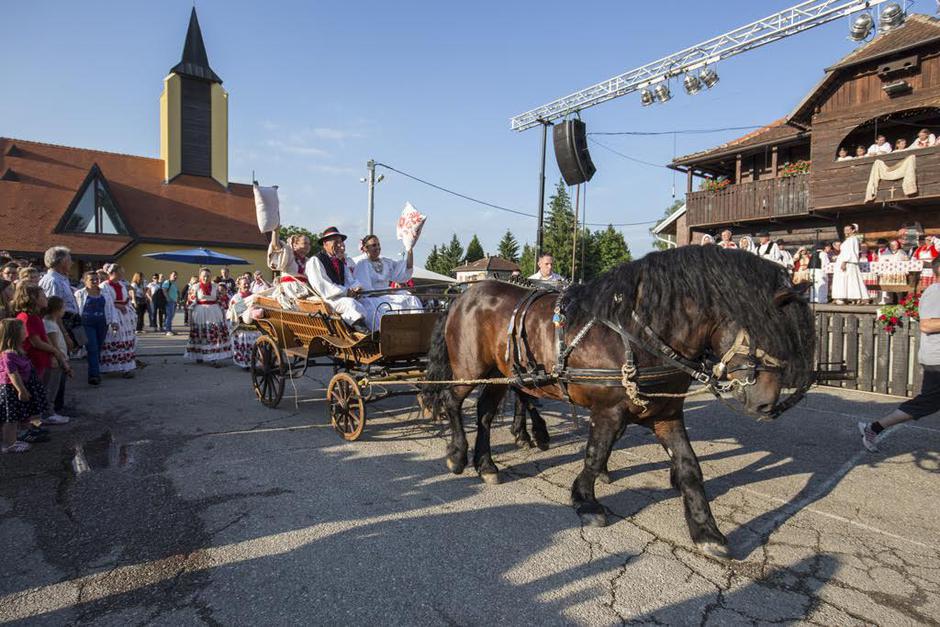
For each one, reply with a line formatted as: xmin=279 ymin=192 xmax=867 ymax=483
xmin=327 ymin=372 xmax=366 ymax=441
xmin=251 ymin=335 xmax=286 ymax=408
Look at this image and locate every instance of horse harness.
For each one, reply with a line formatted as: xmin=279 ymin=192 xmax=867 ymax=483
xmin=505 ymin=287 xmax=800 ymax=417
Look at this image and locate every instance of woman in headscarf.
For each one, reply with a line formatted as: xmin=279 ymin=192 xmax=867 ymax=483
xmin=737 ymin=236 xmax=755 ymax=254
xmin=99 ymin=263 xmax=137 ymax=378
xmin=185 ymin=267 xmax=232 ymax=366
xmin=831 ymin=223 xmax=869 ymax=305
xmin=700 ymin=234 xmax=715 ymax=245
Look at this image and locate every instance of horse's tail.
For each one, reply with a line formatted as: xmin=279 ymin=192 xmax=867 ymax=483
xmin=421 ymin=307 xmax=453 ymax=421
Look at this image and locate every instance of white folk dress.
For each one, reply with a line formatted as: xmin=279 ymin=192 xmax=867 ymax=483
xmin=304 ymin=255 xmax=366 ymax=326
xmin=99 ymin=280 xmax=137 ymax=373
xmin=352 ymin=255 xmax=423 ymax=332
xmin=831 ymin=236 xmax=869 ymax=301
xmin=227 ymin=291 xmax=261 ymax=369
xmin=811 ymin=251 xmax=830 ymax=304
xmin=185 ymin=282 xmax=232 ymax=362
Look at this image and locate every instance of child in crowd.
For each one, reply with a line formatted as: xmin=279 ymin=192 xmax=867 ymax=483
xmin=12 ymin=284 xmax=68 ymax=385
xmin=0 ymin=318 xmax=49 ymax=454
xmin=43 ymin=296 xmax=72 ymax=424
xmin=17 ymin=266 xmax=39 ymax=286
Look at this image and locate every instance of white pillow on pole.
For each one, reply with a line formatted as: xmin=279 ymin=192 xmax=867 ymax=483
xmin=254 ymin=184 xmax=280 ymax=233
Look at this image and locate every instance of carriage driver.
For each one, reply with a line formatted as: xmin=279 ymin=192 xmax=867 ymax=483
xmin=352 ymin=234 xmax=423 ymax=332
xmin=305 ymin=226 xmax=369 ymax=334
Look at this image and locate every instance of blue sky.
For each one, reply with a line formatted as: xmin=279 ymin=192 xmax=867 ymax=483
xmin=1 ymin=1 xmax=902 ymax=263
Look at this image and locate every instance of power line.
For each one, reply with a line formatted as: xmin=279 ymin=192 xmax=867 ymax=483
xmin=588 ymin=138 xmax=667 ymax=169
xmin=374 ymin=163 xmax=537 ymax=218
xmin=589 ymin=124 xmax=763 ymax=136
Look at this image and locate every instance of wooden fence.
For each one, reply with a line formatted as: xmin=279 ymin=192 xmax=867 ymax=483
xmin=814 ymin=305 xmax=920 ymax=397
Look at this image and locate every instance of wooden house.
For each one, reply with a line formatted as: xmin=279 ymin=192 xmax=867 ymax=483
xmin=668 ymin=14 xmax=940 ymax=249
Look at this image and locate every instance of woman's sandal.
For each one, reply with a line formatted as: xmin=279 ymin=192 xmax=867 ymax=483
xmin=2 ymin=441 xmax=31 ymax=454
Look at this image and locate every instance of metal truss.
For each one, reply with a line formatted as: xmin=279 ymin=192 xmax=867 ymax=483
xmin=510 ymin=0 xmax=893 ymax=131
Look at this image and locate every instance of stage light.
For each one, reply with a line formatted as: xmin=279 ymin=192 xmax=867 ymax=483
xmin=683 ymin=74 xmax=703 ymax=95
xmin=640 ymin=88 xmax=654 ymax=106
xmin=879 ymin=3 xmax=905 ymax=32
xmin=654 ymin=83 xmax=671 ymax=103
xmin=849 ymin=13 xmax=874 ymax=41
xmin=700 ymin=67 xmax=719 ymax=89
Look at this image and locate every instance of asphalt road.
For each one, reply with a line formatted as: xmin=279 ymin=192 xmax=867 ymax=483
xmin=1 ymin=331 xmax=939 ymax=625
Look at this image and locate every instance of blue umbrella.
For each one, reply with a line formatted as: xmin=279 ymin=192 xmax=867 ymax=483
xmin=142 ymin=248 xmax=251 ymax=265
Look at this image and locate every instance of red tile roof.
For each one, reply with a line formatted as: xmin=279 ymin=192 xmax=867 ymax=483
xmin=672 ymin=119 xmax=807 ymax=166
xmin=453 ymin=256 xmax=520 ymax=273
xmin=0 ymin=137 xmax=266 ymax=258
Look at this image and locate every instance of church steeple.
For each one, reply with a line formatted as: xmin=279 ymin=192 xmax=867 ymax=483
xmin=159 ymin=8 xmax=228 ymax=187
xmin=170 ymin=8 xmax=222 ymax=84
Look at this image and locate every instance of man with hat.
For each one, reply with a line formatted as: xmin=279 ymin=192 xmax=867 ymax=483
xmin=754 ymin=231 xmax=785 ymax=266
xmin=305 ymin=226 xmax=368 ymax=333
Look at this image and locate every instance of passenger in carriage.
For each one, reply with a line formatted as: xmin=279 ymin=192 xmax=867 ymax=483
xmin=267 ymin=231 xmax=311 ymax=282
xmin=913 ymin=128 xmax=936 ymax=149
xmin=305 ymin=226 xmax=369 ymax=334
xmin=352 ymin=235 xmax=423 ymax=333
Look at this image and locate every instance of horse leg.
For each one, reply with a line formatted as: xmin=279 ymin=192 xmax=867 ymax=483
xmin=597 ymin=416 xmax=628 ymax=485
xmin=445 ymin=385 xmax=473 ymax=475
xmin=653 ymin=417 xmax=728 ymax=558
xmin=571 ymin=407 xmax=624 ymax=527
xmin=510 ymin=391 xmax=533 ymax=449
xmin=474 ymin=384 xmax=507 ymax=484
xmin=526 ymin=398 xmax=551 ymax=451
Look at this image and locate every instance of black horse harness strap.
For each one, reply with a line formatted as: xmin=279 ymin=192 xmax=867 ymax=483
xmin=506 ymin=288 xmax=557 ymax=387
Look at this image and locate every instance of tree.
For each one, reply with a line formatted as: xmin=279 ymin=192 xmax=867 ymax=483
xmin=428 ymin=234 xmax=465 ymax=277
xmin=278 ymin=225 xmax=322 ymax=255
xmin=425 ymin=245 xmax=441 ymax=274
xmin=542 ymin=180 xmax=576 ymax=278
xmin=519 ymin=243 xmax=536 ymax=277
xmin=465 ymin=235 xmax=485 ymax=263
xmin=650 ymin=199 xmax=684 ymax=251
xmin=497 ymin=230 xmax=520 ymax=262
xmin=593 ymin=225 xmax=632 ymax=275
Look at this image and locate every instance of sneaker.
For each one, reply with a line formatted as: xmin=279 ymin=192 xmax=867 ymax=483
xmin=42 ymin=414 xmax=70 ymax=426
xmin=165 ymin=332 xmax=173 ymax=337
xmin=858 ymin=421 xmax=880 ymax=452
xmin=1 ymin=442 xmax=31 ymax=454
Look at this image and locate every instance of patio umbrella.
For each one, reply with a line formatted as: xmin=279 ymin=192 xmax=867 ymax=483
xmin=142 ymin=248 xmax=251 ymax=265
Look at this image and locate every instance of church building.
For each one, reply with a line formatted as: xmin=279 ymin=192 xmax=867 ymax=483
xmin=0 ymin=9 xmax=267 ymax=278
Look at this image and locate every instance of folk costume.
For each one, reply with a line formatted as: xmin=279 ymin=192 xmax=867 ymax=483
xmin=305 ymin=251 xmax=367 ymax=327
xmin=267 ymin=238 xmax=308 ymax=282
xmin=831 ymin=234 xmax=869 ymax=302
xmin=352 ymin=254 xmax=423 ymax=332
xmin=185 ymin=281 xmax=232 ymax=362
xmin=0 ymin=350 xmax=48 ymax=424
xmin=913 ymin=243 xmax=939 ymax=261
xmin=99 ymin=279 xmax=137 ymax=374
xmin=717 ymin=240 xmax=737 ymax=249
xmin=755 ymin=238 xmax=786 ymax=266
xmin=227 ymin=289 xmax=260 ymax=369
xmin=809 ymin=250 xmax=830 ymax=304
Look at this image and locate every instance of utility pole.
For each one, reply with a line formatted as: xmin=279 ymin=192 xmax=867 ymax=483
xmin=536 ymin=121 xmax=551 ymax=259
xmin=366 ymin=159 xmax=376 ymax=235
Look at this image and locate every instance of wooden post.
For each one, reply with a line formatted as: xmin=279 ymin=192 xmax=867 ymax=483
xmin=686 ymin=168 xmax=693 ymax=195
xmin=735 ymin=154 xmax=742 ymax=184
xmin=771 ymin=146 xmax=779 ymax=178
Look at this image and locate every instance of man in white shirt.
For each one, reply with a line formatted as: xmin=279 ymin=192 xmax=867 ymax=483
xmin=754 ymin=232 xmax=786 ymax=266
xmin=352 ymin=235 xmax=423 ymax=332
xmin=867 ymin=135 xmax=892 ymax=156
xmin=529 ymin=254 xmax=564 ymax=282
xmin=304 ymin=226 xmax=368 ymax=333
xmin=859 ymin=256 xmax=940 ymax=451
xmin=717 ymin=229 xmax=737 ymax=249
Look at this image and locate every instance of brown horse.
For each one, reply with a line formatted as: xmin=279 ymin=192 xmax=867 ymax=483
xmin=422 ymin=245 xmax=815 ymax=557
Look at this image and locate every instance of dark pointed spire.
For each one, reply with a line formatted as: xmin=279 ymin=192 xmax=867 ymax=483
xmin=170 ymin=8 xmax=222 ymax=84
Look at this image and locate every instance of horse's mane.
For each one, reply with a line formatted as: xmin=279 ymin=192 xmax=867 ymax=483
xmin=564 ymin=245 xmax=815 ymax=388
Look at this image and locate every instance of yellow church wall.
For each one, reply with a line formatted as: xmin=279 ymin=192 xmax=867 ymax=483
xmin=115 ymin=242 xmax=270 ymax=283
xmin=210 ymin=84 xmax=228 ymax=187
xmin=160 ymin=74 xmax=182 ymax=182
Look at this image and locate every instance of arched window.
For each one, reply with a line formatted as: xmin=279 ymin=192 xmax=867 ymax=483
xmin=834 ymin=107 xmax=940 ymax=160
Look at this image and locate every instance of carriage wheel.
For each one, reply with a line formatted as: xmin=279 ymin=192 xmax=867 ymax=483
xmin=327 ymin=372 xmax=366 ymax=441
xmin=251 ymin=336 xmax=286 ymax=408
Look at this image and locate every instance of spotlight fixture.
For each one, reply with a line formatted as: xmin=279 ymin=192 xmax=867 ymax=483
xmin=683 ymin=74 xmax=702 ymax=95
xmin=640 ymin=88 xmax=654 ymax=106
xmin=700 ymin=67 xmax=720 ymax=89
xmin=849 ymin=13 xmax=874 ymax=41
xmin=879 ymin=3 xmax=905 ymax=32
xmin=654 ymin=83 xmax=671 ymax=103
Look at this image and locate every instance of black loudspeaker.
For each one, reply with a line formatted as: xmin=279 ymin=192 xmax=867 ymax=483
xmin=553 ymin=119 xmax=596 ymax=186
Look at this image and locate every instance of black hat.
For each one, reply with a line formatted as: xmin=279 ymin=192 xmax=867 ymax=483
xmin=756 ymin=230 xmax=770 ymax=237
xmin=318 ymin=226 xmax=348 ymax=243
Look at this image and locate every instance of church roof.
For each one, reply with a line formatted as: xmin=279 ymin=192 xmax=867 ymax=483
xmin=170 ymin=8 xmax=222 ymax=84
xmin=0 ymin=138 xmax=265 ymax=258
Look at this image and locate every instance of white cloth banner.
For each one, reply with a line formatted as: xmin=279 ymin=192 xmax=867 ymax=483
xmin=865 ymin=155 xmax=917 ymax=202
xmin=396 ymin=202 xmax=427 ymax=252
xmin=253 ymin=184 xmax=281 ymax=233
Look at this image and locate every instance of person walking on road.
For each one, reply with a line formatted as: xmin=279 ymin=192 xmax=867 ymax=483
xmin=860 ymin=255 xmax=940 ymax=451
xmin=162 ymin=271 xmax=180 ymax=335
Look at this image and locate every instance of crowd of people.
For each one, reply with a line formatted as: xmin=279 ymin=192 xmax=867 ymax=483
xmin=699 ymin=226 xmax=939 ymax=305
xmin=836 ymin=128 xmax=937 ymax=160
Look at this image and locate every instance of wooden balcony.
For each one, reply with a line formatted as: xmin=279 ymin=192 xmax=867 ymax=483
xmin=811 ymin=145 xmax=940 ymax=211
xmin=686 ymin=173 xmax=810 ymax=228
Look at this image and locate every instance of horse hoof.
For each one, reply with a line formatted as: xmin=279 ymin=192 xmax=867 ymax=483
xmin=514 ymin=437 xmax=533 ymax=449
xmin=696 ymin=541 xmax=730 ymax=560
xmin=479 ymin=471 xmax=500 ymax=485
xmin=446 ymin=458 xmax=466 ymax=475
xmin=576 ymin=505 xmax=608 ymax=528
xmin=535 ymin=440 xmax=550 ymax=452
xmin=597 ymin=472 xmax=612 ymax=485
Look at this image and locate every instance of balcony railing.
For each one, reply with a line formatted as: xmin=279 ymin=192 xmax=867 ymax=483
xmin=686 ymin=173 xmax=810 ymax=227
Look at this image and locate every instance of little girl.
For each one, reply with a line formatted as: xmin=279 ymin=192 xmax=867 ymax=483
xmin=43 ymin=296 xmax=73 ymax=424
xmin=11 ymin=284 xmax=68 ymax=383
xmin=1 ymin=318 xmax=49 ymax=454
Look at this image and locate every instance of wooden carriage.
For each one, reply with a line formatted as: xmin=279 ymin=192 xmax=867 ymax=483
xmin=249 ymin=295 xmax=443 ymax=441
